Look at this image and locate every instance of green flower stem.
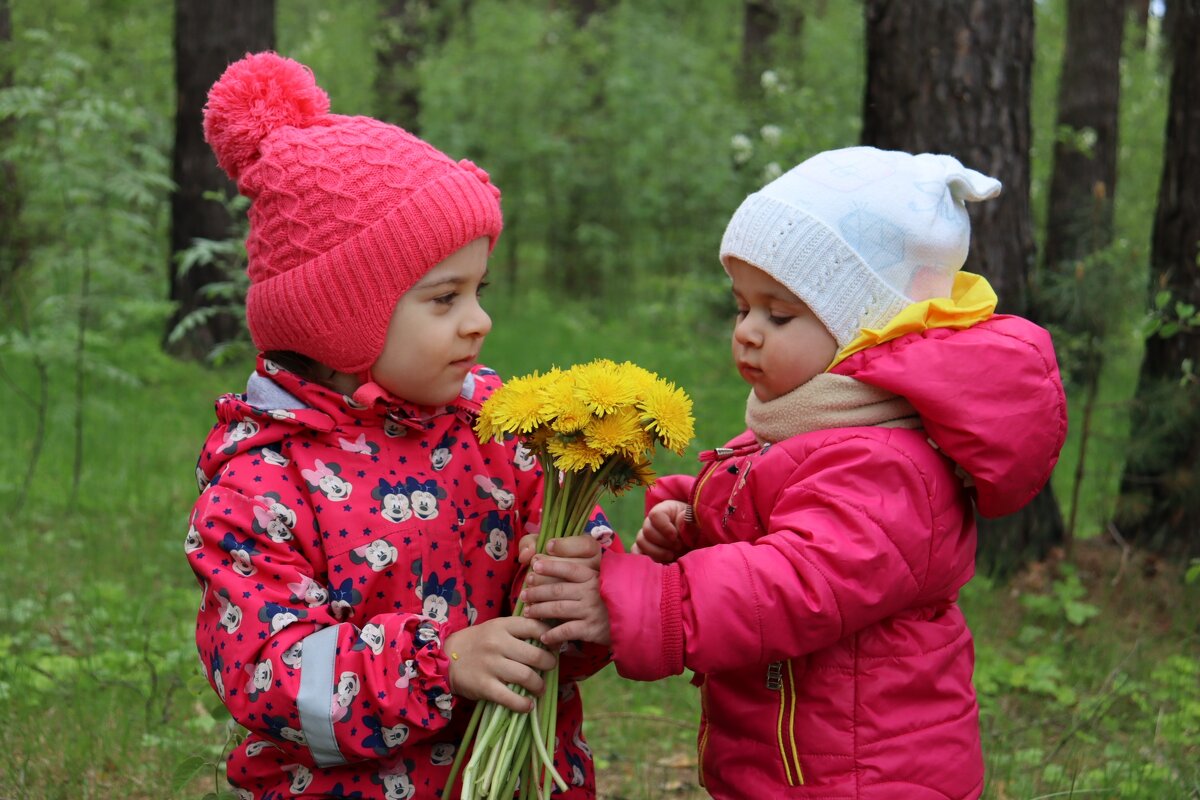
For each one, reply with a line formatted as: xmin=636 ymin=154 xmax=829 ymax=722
xmin=444 ymin=700 xmax=485 ymax=795
xmin=498 ymin=733 xmax=533 ymax=799
xmin=529 ymin=696 xmax=568 ymax=793
xmin=541 ymin=666 xmax=560 ymax=797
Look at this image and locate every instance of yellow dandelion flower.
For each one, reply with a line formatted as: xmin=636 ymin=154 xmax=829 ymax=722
xmin=604 ymin=456 xmax=658 ymax=495
xmin=486 ymin=372 xmax=552 ymax=435
xmin=547 ymin=434 xmax=606 ymax=473
xmin=582 ymin=407 xmax=646 ymax=458
xmin=638 ymin=380 xmax=695 ymax=455
xmin=474 ymin=405 xmax=498 ymax=443
xmin=539 ymin=370 xmax=594 ymax=434
xmin=617 ymin=361 xmax=659 ymax=395
xmin=571 ymin=359 xmax=639 ymax=417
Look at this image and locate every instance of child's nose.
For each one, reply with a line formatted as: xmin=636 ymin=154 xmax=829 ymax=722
xmin=733 ymin=316 xmax=762 ymax=347
xmin=465 ymin=300 xmax=492 ymax=338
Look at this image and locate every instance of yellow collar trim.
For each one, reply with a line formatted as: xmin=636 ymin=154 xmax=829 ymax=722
xmin=829 ymin=272 xmax=997 ymax=368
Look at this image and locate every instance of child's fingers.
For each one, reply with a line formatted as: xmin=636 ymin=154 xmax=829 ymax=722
xmin=516 ymin=533 xmax=540 ymax=565
xmin=477 ymin=679 xmax=538 ymax=713
xmin=632 ymin=531 xmax=677 ymax=563
xmin=541 ymin=617 xmax=611 ymax=648
xmin=544 ymin=536 xmax=602 ymax=559
xmin=530 ymin=555 xmax=596 ymax=583
xmin=521 ymin=576 xmax=591 ymax=607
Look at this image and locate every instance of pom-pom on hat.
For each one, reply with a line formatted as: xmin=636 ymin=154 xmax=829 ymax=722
xmin=720 ymin=146 xmax=1000 ymax=349
xmin=203 ymin=52 xmax=503 ymax=374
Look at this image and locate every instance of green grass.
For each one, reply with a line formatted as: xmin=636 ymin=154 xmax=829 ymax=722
xmin=0 ymin=300 xmax=1196 ymax=800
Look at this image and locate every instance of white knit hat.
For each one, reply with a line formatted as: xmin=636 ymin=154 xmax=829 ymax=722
xmin=720 ymin=146 xmax=1001 ymax=349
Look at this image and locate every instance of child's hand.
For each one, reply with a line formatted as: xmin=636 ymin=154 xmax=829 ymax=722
xmin=520 ymin=536 xmax=611 ymax=647
xmin=443 ymin=617 xmax=558 ymax=713
xmin=633 ymin=499 xmax=689 ymax=563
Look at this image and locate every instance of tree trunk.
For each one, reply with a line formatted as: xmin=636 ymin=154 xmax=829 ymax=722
xmin=1042 ymin=0 xmax=1125 ymax=270
xmin=1118 ymin=0 xmax=1200 ymax=559
xmin=862 ymin=0 xmax=1061 ymax=575
xmin=740 ymin=0 xmax=781 ymax=98
xmin=0 ymin=0 xmax=25 ymax=293
xmin=167 ymin=0 xmax=274 ymax=359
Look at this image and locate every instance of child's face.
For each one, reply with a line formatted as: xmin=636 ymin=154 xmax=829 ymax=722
xmin=372 ymin=237 xmax=492 ymax=406
xmin=727 ymin=258 xmax=838 ymax=402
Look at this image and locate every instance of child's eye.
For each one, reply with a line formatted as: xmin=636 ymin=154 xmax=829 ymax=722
xmin=476 ymin=280 xmax=490 ymax=297
xmin=434 ymin=292 xmax=458 ymax=306
xmin=768 ymin=314 xmax=794 ymax=326
xmin=735 ymin=307 xmax=749 ymax=319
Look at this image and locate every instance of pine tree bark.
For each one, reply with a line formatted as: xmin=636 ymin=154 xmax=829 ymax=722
xmin=167 ymin=0 xmax=274 ymax=359
xmin=1118 ymin=0 xmax=1200 ymax=558
xmin=1042 ymin=0 xmax=1125 ymax=270
xmin=862 ymin=0 xmax=1061 ymax=575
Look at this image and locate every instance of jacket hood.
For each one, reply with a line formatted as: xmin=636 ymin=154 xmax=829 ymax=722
xmin=831 ymin=314 xmax=1067 ymax=518
xmin=195 ymin=356 xmax=498 ymax=487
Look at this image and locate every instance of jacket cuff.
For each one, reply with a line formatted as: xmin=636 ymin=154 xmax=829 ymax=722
xmin=599 ymin=552 xmax=684 ymax=681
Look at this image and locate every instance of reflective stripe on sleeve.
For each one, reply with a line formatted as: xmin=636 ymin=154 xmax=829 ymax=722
xmin=296 ymin=624 xmax=347 ymax=768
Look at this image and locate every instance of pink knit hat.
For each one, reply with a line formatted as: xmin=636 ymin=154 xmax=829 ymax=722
xmin=203 ymin=52 xmax=503 ymax=374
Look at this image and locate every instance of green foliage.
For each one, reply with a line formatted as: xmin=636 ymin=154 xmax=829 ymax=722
xmin=0 ymin=28 xmax=175 ymax=510
xmin=420 ymin=0 xmax=738 ymax=302
xmin=167 ymin=193 xmax=255 ymax=367
xmin=966 ymin=557 xmax=1199 ymax=799
xmin=729 ymin=0 xmax=864 ymax=191
xmin=278 ymin=0 xmax=379 ymax=116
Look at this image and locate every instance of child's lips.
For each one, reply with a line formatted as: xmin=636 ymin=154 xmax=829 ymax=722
xmin=737 ymin=362 xmax=762 ymax=382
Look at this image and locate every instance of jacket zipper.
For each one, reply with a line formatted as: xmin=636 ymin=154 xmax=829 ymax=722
xmin=687 ymin=444 xmax=760 ymax=525
xmin=768 ymin=660 xmax=804 ymax=786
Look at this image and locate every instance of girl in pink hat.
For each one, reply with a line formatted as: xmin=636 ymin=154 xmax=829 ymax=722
xmin=521 ymin=147 xmax=1068 ymax=799
xmin=184 ymin=52 xmax=614 ymax=799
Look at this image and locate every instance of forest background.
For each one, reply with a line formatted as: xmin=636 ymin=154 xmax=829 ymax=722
xmin=0 ymin=0 xmax=1197 ymax=798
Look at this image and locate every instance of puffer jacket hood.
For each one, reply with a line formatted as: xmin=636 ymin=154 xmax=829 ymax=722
xmin=831 ymin=313 xmax=1067 ymax=517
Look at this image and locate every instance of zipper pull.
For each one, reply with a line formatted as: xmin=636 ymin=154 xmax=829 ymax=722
xmin=766 ymin=661 xmax=783 ymax=691
xmin=699 ymin=447 xmax=736 ymax=463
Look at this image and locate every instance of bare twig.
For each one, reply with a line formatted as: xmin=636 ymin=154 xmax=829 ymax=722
xmin=1107 ymin=521 xmax=1131 ymax=586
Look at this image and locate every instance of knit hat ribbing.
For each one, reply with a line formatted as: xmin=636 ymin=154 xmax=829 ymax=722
xmin=203 ymin=52 xmax=503 ymax=373
xmin=720 ymin=147 xmax=1000 ymax=349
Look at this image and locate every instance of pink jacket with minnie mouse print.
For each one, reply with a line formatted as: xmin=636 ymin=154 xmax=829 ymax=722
xmin=599 ymin=315 xmax=1067 ymax=799
xmin=186 ymin=358 xmax=614 ymax=799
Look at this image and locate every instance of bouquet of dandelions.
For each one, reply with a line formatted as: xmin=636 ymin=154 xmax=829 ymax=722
xmin=445 ymin=359 xmax=694 ymax=799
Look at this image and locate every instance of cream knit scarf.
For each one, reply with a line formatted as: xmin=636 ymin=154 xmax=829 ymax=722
xmin=745 ymin=373 xmax=921 ymax=444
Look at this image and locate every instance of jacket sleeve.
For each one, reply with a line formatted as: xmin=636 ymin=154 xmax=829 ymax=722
xmin=644 ymin=474 xmax=695 ymax=512
xmin=602 ymin=432 xmax=967 ymax=681
xmin=188 ymin=460 xmax=458 ymax=770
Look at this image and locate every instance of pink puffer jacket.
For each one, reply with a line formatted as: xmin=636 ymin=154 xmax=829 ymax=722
xmin=600 ymin=315 xmax=1066 ymax=799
